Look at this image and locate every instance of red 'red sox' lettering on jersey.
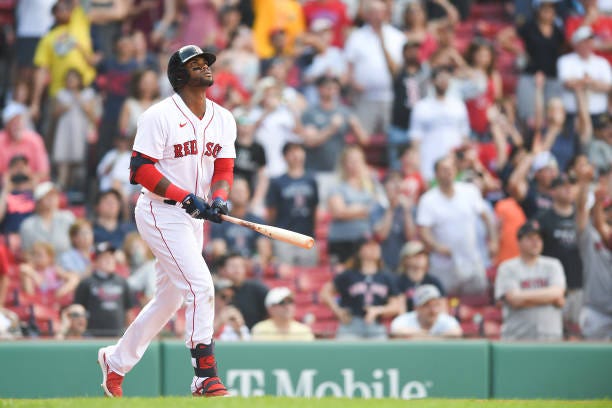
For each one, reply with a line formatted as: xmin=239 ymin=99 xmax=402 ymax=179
xmin=174 ymin=140 xmax=198 ymax=158
xmin=204 ymin=142 xmax=222 ymax=158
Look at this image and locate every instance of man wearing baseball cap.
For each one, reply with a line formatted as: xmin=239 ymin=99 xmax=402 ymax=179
xmin=251 ymin=287 xmax=314 ymax=341
xmin=536 ymin=173 xmax=583 ymax=335
xmin=495 ymin=220 xmax=566 ymax=340
xmin=508 ymin=150 xmax=558 ymax=219
xmin=390 ymin=284 xmax=461 ymax=339
xmin=558 ymin=25 xmax=611 ymax=119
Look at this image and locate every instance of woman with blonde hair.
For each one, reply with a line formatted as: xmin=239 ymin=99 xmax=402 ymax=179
xmin=326 ymin=145 xmax=384 ymax=264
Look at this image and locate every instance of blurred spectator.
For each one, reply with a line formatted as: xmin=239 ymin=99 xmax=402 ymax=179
xmin=398 ymin=2 xmax=438 ymax=63
xmin=251 ymin=77 xmax=302 ymax=178
xmin=454 ymin=143 xmax=501 ymax=199
xmin=537 ymin=173 xmax=584 ymax=334
xmin=0 ymin=155 xmax=36 ymax=241
xmin=410 ymin=67 xmax=470 ymax=182
xmin=0 ymin=307 xmax=21 ymax=339
xmin=320 ymin=239 xmax=402 ymax=340
xmin=301 ymin=75 xmax=368 ymax=201
xmin=118 ymin=69 xmax=160 ymax=139
xmin=14 ymin=0 xmax=55 ymax=83
xmin=495 ymin=220 xmax=566 ymax=341
xmin=266 ymin=142 xmax=319 ymax=266
xmin=300 ymin=19 xmax=348 ymax=104
xmin=213 ymin=4 xmax=244 ymax=50
xmin=388 ymin=41 xmax=431 ymax=170
xmin=19 ymin=241 xmax=79 ymax=306
xmin=498 ymin=0 xmax=565 ymax=123
xmin=575 ymin=162 xmax=612 ymax=339
xmin=416 ymin=156 xmax=496 ymax=295
xmin=565 ymin=0 xmax=612 ymax=65
xmin=211 ymin=177 xmax=267 ymax=259
xmin=0 ymin=243 xmax=10 ymax=307
xmin=19 ymin=182 xmax=75 ymax=254
xmin=30 ymin=0 xmax=97 ymax=122
xmin=390 ymin=284 xmax=461 ymax=339
xmin=96 ymin=32 xmax=140 ymax=157
xmin=171 ymin=0 xmax=221 ymax=50
xmin=264 ymin=56 xmax=307 ymax=114
xmin=344 ymin=0 xmax=405 ymax=136
xmin=0 ymin=104 xmax=50 ymax=182
xmin=508 ymin=150 xmax=559 ymax=218
xmin=302 ymin=0 xmax=351 ymax=47
xmin=494 ymin=196 xmax=527 ymax=266
xmin=587 ymin=113 xmax=612 ymax=175
xmin=558 ymin=26 xmax=612 ymax=118
xmin=92 ymin=189 xmax=135 ymax=248
xmin=97 ymin=135 xmax=137 ymax=198
xmin=55 ymin=303 xmax=90 ymax=340
xmin=125 ymin=0 xmax=177 ymax=51
xmin=222 ymin=26 xmax=260 ymax=92
xmin=213 ymin=278 xmax=251 ymax=341
xmin=253 ymin=0 xmax=305 ymax=58
xmin=58 ymin=219 xmax=94 ymax=278
xmin=218 ymin=253 xmax=269 ymax=329
xmin=131 ymin=30 xmax=160 ymax=71
xmin=232 ymin=108 xmax=269 ymax=212
xmin=464 ymin=39 xmax=502 ymax=139
xmin=371 ymin=171 xmax=416 ymax=271
xmin=327 ymin=145 xmax=383 ymax=264
xmin=74 ymin=241 xmax=135 ymax=337
xmin=252 ymin=287 xmax=315 ymax=340
xmin=398 ymin=144 xmax=427 ymax=207
xmin=52 ymin=69 xmax=99 ymax=191
xmin=124 ymin=232 xmax=156 ymax=305
xmin=88 ymin=0 xmax=130 ymax=59
xmin=396 ymin=240 xmax=446 ymax=312
xmin=206 ymin=53 xmax=250 ymax=110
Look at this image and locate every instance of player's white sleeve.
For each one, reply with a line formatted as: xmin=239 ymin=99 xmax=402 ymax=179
xmin=132 ymin=107 xmax=167 ymax=160
xmin=216 ymin=110 xmax=237 ymax=159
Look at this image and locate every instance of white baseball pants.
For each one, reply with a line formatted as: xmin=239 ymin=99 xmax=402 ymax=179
xmin=106 ymin=195 xmax=215 ymax=376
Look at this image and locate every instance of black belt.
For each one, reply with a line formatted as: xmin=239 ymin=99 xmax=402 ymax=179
xmin=141 ymin=192 xmax=177 ymax=205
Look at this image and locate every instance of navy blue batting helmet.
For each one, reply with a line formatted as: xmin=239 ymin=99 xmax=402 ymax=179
xmin=167 ymin=45 xmax=216 ymax=92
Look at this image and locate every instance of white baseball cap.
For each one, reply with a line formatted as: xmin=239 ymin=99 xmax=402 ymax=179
xmin=33 ymin=181 xmax=58 ymax=201
xmin=265 ymin=287 xmax=293 ymax=307
xmin=413 ymin=284 xmax=442 ymax=307
xmin=531 ymin=151 xmax=558 ymax=174
xmin=2 ymin=102 xmax=27 ymax=124
xmin=572 ymin=26 xmax=595 ymax=45
xmin=310 ymin=18 xmax=333 ymax=33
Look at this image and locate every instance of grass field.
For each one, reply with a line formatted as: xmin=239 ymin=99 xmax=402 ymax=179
xmin=1 ymin=398 xmax=611 ymax=408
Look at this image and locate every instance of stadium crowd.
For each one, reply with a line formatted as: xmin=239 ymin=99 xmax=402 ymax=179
xmin=0 ymin=0 xmax=610 ymax=342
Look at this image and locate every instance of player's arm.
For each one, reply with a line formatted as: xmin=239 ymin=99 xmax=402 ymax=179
xmin=129 ymin=151 xmax=190 ymax=202
xmin=208 ymin=158 xmax=234 ymax=221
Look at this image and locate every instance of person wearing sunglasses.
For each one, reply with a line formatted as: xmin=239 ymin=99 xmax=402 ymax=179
xmin=251 ymin=287 xmax=314 ymax=341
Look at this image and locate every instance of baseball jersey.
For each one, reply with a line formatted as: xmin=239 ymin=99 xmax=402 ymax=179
xmin=133 ymin=95 xmax=237 ymax=199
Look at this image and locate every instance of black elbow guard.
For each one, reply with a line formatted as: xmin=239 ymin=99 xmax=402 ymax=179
xmin=129 ymin=152 xmax=156 ymax=185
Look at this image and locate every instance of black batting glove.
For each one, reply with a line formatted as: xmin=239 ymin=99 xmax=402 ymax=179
xmin=181 ymin=193 xmax=211 ymax=219
xmin=208 ymin=197 xmax=229 ymax=223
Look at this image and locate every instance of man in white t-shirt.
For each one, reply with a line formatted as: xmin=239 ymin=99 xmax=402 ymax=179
xmin=390 ymin=284 xmax=462 ymax=339
xmin=416 ymin=155 xmax=498 ymax=295
xmin=344 ymin=0 xmax=405 ymax=135
xmin=557 ymin=26 xmax=612 ymax=116
xmin=409 ymin=67 xmax=470 ymax=182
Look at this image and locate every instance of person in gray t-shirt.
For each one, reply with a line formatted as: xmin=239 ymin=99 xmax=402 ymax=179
xmin=495 ymin=220 xmax=566 ymax=341
xmin=575 ymin=162 xmax=612 ymax=340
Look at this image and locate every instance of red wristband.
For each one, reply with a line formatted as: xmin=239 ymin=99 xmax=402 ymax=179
xmin=166 ymin=184 xmax=190 ymax=203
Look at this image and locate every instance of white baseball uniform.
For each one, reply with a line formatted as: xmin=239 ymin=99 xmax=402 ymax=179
xmin=105 ymin=94 xmax=236 ymax=376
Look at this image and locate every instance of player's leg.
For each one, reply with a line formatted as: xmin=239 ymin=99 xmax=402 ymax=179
xmin=99 ymin=270 xmax=183 ymax=396
xmin=138 ymin=201 xmax=227 ymax=396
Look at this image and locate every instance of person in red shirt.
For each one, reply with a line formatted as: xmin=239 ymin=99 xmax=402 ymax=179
xmin=565 ymin=0 xmax=612 ymax=65
xmin=399 ymin=144 xmax=426 ymax=205
xmin=302 ymin=0 xmax=351 ymax=47
xmin=206 ymin=54 xmax=250 ymax=111
xmin=0 ymin=104 xmax=50 ymax=182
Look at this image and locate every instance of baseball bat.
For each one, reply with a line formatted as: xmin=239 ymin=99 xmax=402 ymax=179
xmin=220 ymin=214 xmax=315 ymax=250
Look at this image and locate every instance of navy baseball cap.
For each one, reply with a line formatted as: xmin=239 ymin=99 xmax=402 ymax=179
xmin=517 ymin=220 xmax=541 ymax=240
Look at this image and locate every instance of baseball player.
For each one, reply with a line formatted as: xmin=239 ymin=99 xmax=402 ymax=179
xmin=97 ymin=45 xmax=236 ymax=398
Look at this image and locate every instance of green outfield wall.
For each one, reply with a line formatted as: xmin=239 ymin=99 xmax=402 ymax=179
xmin=0 ymin=341 xmax=610 ymax=399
